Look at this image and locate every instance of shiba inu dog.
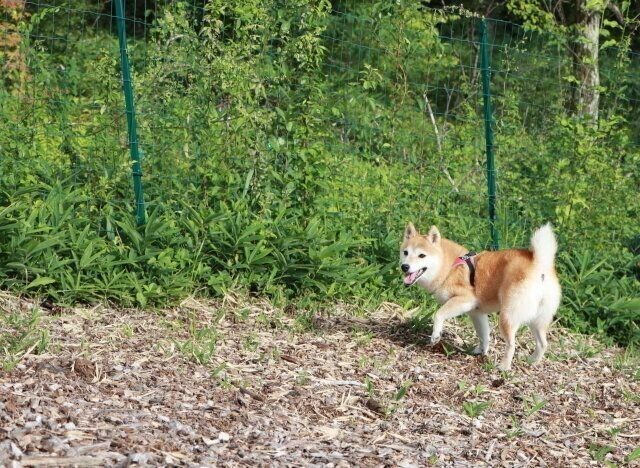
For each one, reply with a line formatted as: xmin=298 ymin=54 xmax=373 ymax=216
xmin=400 ymin=222 xmax=561 ymax=371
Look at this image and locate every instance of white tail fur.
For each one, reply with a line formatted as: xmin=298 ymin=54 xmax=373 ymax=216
xmin=530 ymin=223 xmax=557 ymax=272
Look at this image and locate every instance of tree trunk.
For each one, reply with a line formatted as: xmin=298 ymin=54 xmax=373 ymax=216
xmin=570 ymin=0 xmax=600 ymax=121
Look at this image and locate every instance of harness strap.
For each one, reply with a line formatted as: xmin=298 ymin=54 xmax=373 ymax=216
xmin=453 ymin=251 xmax=477 ymax=287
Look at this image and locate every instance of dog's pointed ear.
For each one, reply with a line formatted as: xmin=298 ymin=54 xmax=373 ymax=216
xmin=404 ymin=222 xmax=417 ymax=240
xmin=427 ymin=225 xmax=440 ymax=244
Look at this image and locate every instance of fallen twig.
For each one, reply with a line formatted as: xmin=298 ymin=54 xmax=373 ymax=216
xmin=21 ymin=456 xmax=107 ymax=467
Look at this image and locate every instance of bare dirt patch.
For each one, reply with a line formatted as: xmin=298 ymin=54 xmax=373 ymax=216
xmin=1 ymin=293 xmax=638 ymax=467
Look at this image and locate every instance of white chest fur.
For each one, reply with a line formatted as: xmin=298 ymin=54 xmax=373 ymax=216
xmin=417 ymin=280 xmax=451 ymax=305
xmin=433 ymin=289 xmax=451 ymax=304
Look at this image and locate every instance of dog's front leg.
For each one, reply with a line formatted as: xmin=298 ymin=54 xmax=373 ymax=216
xmin=430 ymin=296 xmax=478 ymax=345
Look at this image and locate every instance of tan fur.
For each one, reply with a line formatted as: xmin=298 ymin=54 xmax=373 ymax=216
xmin=400 ymin=223 xmax=561 ymax=371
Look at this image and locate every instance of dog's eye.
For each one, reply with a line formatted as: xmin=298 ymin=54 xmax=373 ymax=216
xmin=403 ymin=250 xmax=408 ymax=256
xmin=419 ymin=254 xmax=426 ymax=258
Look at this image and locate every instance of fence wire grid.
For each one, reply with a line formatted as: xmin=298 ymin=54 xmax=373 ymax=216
xmin=1 ymin=0 xmax=639 ymax=264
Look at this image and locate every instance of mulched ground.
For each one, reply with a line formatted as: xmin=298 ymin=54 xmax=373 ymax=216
xmin=1 ymin=293 xmax=638 ymax=467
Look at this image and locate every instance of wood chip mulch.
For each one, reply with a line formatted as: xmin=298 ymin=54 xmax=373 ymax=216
xmin=1 ymin=294 xmax=638 ymax=467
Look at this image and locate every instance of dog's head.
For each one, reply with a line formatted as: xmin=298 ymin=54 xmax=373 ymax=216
xmin=400 ymin=222 xmax=444 ymax=287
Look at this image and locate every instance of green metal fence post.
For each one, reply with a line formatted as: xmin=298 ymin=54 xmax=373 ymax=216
xmin=479 ymin=18 xmax=499 ymax=250
xmin=115 ymin=0 xmax=146 ymax=225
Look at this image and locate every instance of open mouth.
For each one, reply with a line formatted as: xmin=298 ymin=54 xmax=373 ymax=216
xmin=404 ymin=267 xmax=427 ymax=286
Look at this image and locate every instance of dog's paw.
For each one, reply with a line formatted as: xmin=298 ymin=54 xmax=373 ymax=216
xmin=429 ymin=334 xmax=441 ymax=345
xmin=527 ymin=354 xmax=543 ymax=365
xmin=497 ymin=362 xmax=512 ymax=372
xmin=470 ymin=345 xmax=489 ymax=356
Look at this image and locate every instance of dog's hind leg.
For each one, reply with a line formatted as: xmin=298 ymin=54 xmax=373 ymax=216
xmin=529 ymin=283 xmax=561 ymax=363
xmin=470 ymin=313 xmax=490 ymax=355
xmin=528 ymin=321 xmax=548 ymax=364
xmin=498 ymin=277 xmax=551 ymax=371
xmin=499 ymin=286 xmax=541 ymax=371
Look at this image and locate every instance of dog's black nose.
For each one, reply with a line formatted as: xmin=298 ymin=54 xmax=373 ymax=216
xmin=401 ymin=264 xmax=410 ymax=273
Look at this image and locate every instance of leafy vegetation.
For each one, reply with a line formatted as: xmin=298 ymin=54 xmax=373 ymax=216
xmin=0 ymin=1 xmax=638 ymax=346
xmin=0 ymin=299 xmax=49 ymax=371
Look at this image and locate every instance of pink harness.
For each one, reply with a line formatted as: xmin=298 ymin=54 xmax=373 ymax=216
xmin=452 ymin=257 xmax=467 ymax=267
xmin=453 ymin=251 xmax=477 ymax=286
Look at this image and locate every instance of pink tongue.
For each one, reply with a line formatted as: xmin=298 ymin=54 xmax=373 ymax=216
xmin=404 ymin=272 xmax=418 ymax=285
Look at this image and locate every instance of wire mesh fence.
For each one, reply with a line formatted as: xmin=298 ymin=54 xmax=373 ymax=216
xmin=1 ymin=1 xmax=638 ymax=300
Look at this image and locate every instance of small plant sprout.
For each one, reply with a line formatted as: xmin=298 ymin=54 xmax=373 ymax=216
xmin=523 ymin=395 xmax=546 ymax=417
xmin=621 ymin=388 xmax=640 ymax=404
xmin=394 ymin=380 xmax=412 ymax=401
xmin=481 ymin=360 xmax=496 ymax=372
xmin=505 ymin=416 xmax=523 ymax=439
xmin=385 ymin=380 xmax=413 ymax=415
xmin=210 ymin=362 xmax=227 ymax=379
xmin=121 ymin=323 xmax=134 ymax=337
xmin=606 ymin=426 xmax=622 ymax=438
xmin=457 ymin=380 xmax=469 ymax=392
xmin=441 ymin=342 xmax=455 ymax=357
xmin=462 ymin=400 xmax=491 ymax=418
xmin=352 ymin=327 xmax=374 ymax=346
xmin=457 ymin=381 xmax=488 ymax=398
xmin=364 ymin=377 xmax=375 ymax=398
xmin=295 ymin=371 xmax=311 ymax=386
xmin=588 ymin=443 xmax=614 ymax=464
xmin=472 ymin=384 xmax=488 ymax=396
xmin=175 ymin=326 xmax=218 ymax=365
xmin=626 ymin=447 xmax=640 ymax=464
xmin=243 ymin=334 xmax=260 ymax=352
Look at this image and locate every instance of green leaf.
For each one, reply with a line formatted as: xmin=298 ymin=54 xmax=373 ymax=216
xmin=627 ymin=447 xmax=640 ymax=463
xmin=26 ymin=277 xmax=57 ymax=289
xmin=26 ymin=238 xmax=60 ymax=258
xmin=79 ymin=242 xmax=106 ymax=269
xmin=609 ymin=298 xmax=640 ymax=313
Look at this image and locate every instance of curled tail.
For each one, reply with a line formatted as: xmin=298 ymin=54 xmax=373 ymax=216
xmin=530 ymin=223 xmax=557 ymax=272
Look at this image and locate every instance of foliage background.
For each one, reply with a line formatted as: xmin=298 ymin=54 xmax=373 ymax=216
xmin=0 ymin=0 xmax=638 ymax=346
